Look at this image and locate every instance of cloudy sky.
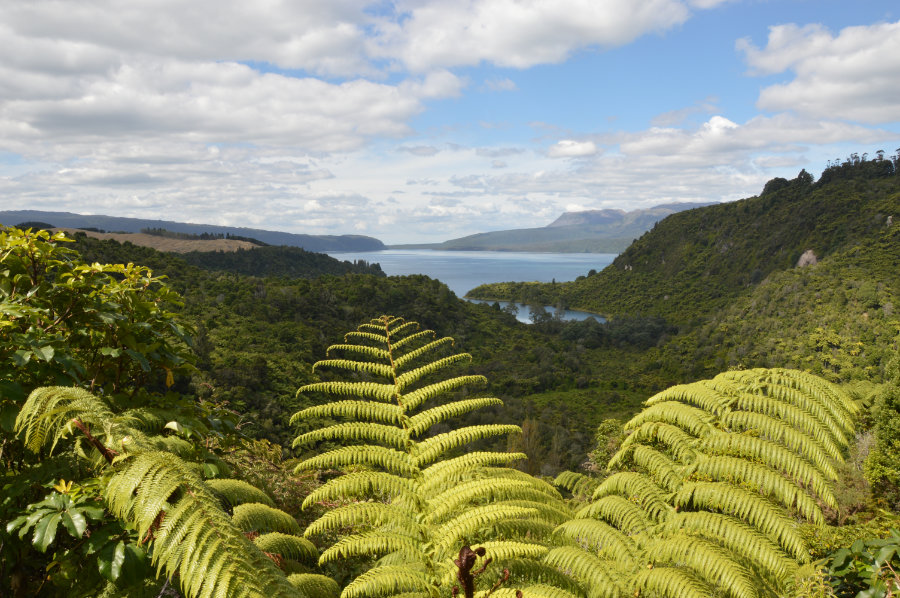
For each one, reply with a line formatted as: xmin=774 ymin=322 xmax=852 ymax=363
xmin=1 ymin=0 xmax=898 ymax=244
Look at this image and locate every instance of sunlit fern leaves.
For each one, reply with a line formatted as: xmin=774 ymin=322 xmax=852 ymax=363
xmin=293 ymin=315 xmax=579 ymax=597
xmin=15 ymin=386 xmax=325 ymax=598
xmin=555 ymin=368 xmax=855 ymax=598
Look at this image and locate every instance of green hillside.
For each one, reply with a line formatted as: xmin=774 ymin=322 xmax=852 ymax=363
xmin=469 ymin=160 xmax=900 ymax=326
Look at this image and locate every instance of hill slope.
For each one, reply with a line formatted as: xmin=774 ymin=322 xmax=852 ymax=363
xmin=0 ymin=210 xmax=385 ymax=252
xmin=395 ymin=203 xmax=713 ymax=252
xmin=469 ymin=163 xmax=900 ymax=324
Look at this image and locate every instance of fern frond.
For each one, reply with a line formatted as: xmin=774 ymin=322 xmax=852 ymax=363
xmin=105 ymin=452 xmax=299 ymax=598
xmin=304 ymin=502 xmax=422 ymax=538
xmin=553 ymin=518 xmax=637 ymax=560
xmin=207 ymin=479 xmax=275 ymax=508
xmin=542 ymin=546 xmax=623 ymax=598
xmin=592 ymin=472 xmax=671 ymax=521
xmin=611 ymin=445 xmax=683 ymax=492
xmin=286 ymin=574 xmax=340 ymax=598
xmin=394 ymin=337 xmax=455 ymax=369
xmin=700 ymin=432 xmax=835 ymax=504
xmin=625 ymin=402 xmax=715 ymax=438
xmin=400 ymin=375 xmax=488 ymax=411
xmin=553 ymin=471 xmax=600 ymax=499
xmin=673 ymin=481 xmax=807 ymax=561
xmin=574 ymin=495 xmax=653 ymax=534
xmin=232 ymin=503 xmax=302 ymax=535
xmin=390 ymin=329 xmax=435 ymax=351
xmin=16 ymin=386 xmax=117 ymax=454
xmin=296 ymin=381 xmax=397 ymax=403
xmin=344 ymin=330 xmax=389 ymax=345
xmin=667 ymin=511 xmax=797 ymax=584
xmin=311 ymin=358 xmax=394 ymax=379
xmin=690 ymin=455 xmax=824 ymax=524
xmin=725 ymin=388 xmax=846 ymax=460
xmin=407 ymin=397 xmax=503 ymax=436
xmin=302 ymin=471 xmax=417 ymax=509
xmin=471 ymin=540 xmax=550 ymax=561
xmin=318 ymin=531 xmax=420 ymax=563
xmin=618 ymin=422 xmax=698 ymax=463
xmin=342 ymin=564 xmax=434 ymax=598
xmin=293 ymin=445 xmax=418 ymax=477
xmin=420 ymin=452 xmax=527 ymax=490
xmin=486 ymin=585 xmax=583 ymax=598
xmin=325 ymin=344 xmax=391 ymax=361
xmin=645 ymin=534 xmax=756 ymax=598
xmin=396 ymin=353 xmax=473 ymax=392
xmin=413 ymin=424 xmax=521 ymax=466
xmin=722 ymin=409 xmax=840 ymax=464
xmin=292 ymin=422 xmax=409 ymax=450
xmin=427 ymin=478 xmax=564 ymax=524
xmin=644 ymin=383 xmax=732 ymax=416
xmin=386 ymin=319 xmax=420 ymax=338
xmin=632 ymin=566 xmax=714 ymax=598
xmin=290 ymin=400 xmax=405 ymax=426
xmin=434 ymin=504 xmax=539 ymax=554
xmin=254 ymin=532 xmax=318 ymax=563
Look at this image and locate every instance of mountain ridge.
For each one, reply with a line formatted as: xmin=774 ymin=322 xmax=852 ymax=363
xmin=0 ymin=210 xmax=386 ymax=252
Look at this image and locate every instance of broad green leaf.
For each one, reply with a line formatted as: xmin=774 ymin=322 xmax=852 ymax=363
xmin=33 ymin=512 xmax=62 ymax=552
xmin=12 ymin=349 xmax=32 ymax=366
xmin=98 ymin=540 xmax=127 ymax=582
xmin=61 ymin=510 xmax=88 ymax=538
xmin=32 ymin=345 xmax=55 ymax=362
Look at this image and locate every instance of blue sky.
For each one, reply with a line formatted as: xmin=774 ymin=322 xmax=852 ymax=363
xmin=1 ymin=0 xmax=898 ymax=244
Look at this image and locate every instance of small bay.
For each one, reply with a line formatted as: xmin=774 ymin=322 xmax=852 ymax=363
xmin=327 ymin=249 xmax=616 ymax=323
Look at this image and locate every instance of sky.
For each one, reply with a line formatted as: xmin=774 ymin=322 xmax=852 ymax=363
xmin=1 ymin=0 xmax=898 ymax=244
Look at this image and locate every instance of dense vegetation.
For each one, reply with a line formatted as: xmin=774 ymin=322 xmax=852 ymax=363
xmin=3 ymin=155 xmax=900 ymax=597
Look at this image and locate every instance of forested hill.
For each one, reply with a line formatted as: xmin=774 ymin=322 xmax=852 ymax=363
xmin=0 ymin=209 xmax=386 ymax=252
xmin=394 ymin=202 xmax=713 ymax=253
xmin=469 ymin=158 xmax=900 ymax=324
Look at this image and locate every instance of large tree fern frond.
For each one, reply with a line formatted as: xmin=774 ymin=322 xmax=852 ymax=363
xmin=296 ymin=381 xmax=397 ymax=403
xmin=232 ymin=503 xmax=302 ymax=535
xmin=304 ymin=502 xmax=422 ymax=539
xmin=407 ymin=397 xmax=502 ymax=437
xmin=311 ymin=358 xmax=394 ymax=380
xmin=254 ymin=532 xmax=319 ymax=563
xmin=396 ymin=353 xmax=473 ymax=392
xmin=644 ymin=535 xmax=757 ymax=598
xmin=341 ymin=564 xmax=434 ymax=598
xmin=542 ymin=546 xmax=623 ymax=598
xmin=419 ymin=452 xmax=527 ymax=492
xmin=632 ymin=566 xmax=715 ymax=598
xmin=290 ymin=400 xmax=405 ymax=426
xmin=412 ymin=424 xmax=522 ymax=466
xmin=286 ymin=574 xmax=340 ymax=598
xmin=16 ymin=386 xmax=118 ymax=454
xmin=434 ymin=504 xmax=540 ymax=554
xmin=394 ymin=336 xmax=455 ymax=369
xmin=293 ymin=445 xmax=419 ymax=477
xmin=318 ymin=531 xmax=421 ymax=564
xmin=292 ymin=422 xmax=410 ymax=451
xmin=591 ymin=472 xmax=671 ymax=522
xmin=552 ymin=518 xmax=637 ymax=561
xmin=207 ymin=478 xmax=276 ymax=508
xmin=302 ymin=471 xmax=417 ymax=509
xmin=426 ymin=478 xmax=564 ymax=524
xmin=400 ymin=375 xmax=489 ymax=411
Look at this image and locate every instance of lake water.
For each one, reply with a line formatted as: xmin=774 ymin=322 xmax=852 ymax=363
xmin=327 ymin=249 xmax=616 ymax=323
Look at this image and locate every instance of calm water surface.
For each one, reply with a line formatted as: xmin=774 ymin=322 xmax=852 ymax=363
xmin=328 ymin=249 xmax=616 ymax=323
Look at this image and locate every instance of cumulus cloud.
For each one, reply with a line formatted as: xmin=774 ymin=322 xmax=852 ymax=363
xmin=738 ymin=20 xmax=900 ymax=124
xmin=399 ymin=145 xmax=441 ymax=156
xmin=484 ymin=77 xmax=518 ymax=92
xmin=373 ymin=0 xmax=692 ymax=71
xmin=548 ymin=140 xmax=598 ymax=158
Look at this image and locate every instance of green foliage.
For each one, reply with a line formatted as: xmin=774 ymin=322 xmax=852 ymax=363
xmin=820 ymin=528 xmax=900 ymax=597
xmin=555 ymin=367 xmax=857 ymax=598
xmin=865 ymin=358 xmax=900 ymax=509
xmin=293 ymin=315 xmax=578 ymax=597
xmin=12 ymin=385 xmax=332 ymax=598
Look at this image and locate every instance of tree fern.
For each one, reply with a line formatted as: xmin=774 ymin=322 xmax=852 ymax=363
xmin=293 ymin=316 xmax=579 ymax=597
xmin=554 ymin=368 xmax=856 ymax=598
xmin=15 ymin=386 xmax=329 ymax=598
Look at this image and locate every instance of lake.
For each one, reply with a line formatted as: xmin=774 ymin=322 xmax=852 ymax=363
xmin=327 ymin=249 xmax=616 ymax=323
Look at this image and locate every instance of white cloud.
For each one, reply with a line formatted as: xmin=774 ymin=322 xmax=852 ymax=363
xmin=484 ymin=77 xmax=518 ymax=92
xmin=738 ymin=20 xmax=900 ymax=124
xmin=373 ymin=0 xmax=692 ymax=71
xmin=548 ymin=140 xmax=598 ymax=158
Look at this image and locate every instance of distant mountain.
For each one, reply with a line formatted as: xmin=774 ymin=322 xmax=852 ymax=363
xmin=395 ymin=203 xmax=715 ymax=253
xmin=0 ymin=210 xmax=385 ymax=252
xmin=468 ymin=160 xmax=900 ymax=324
